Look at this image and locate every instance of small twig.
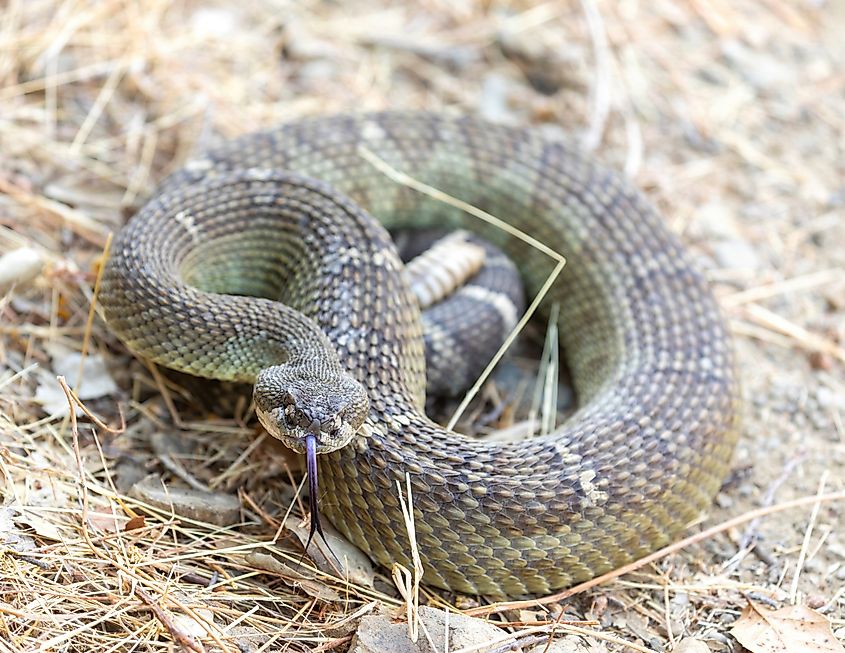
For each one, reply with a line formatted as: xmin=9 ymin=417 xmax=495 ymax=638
xmin=70 ymin=64 xmax=126 ymax=153
xmin=392 ymin=474 xmax=426 ymax=645
xmin=738 ymin=450 xmax=804 ymax=552
xmin=742 ymin=303 xmax=845 ymax=363
xmin=580 ymin=0 xmax=612 ymax=151
xmin=789 ymin=471 xmax=828 ymax=604
xmin=357 ymin=146 xmax=565 ymax=263
xmin=57 ymin=375 xmax=230 ymax=652
xmin=134 ymin=586 xmax=205 ymax=653
xmin=0 ymin=175 xmax=109 ymax=245
xmin=146 ymin=361 xmax=187 ymax=428
xmin=57 ymin=375 xmax=125 ymax=434
xmin=720 ymin=268 xmax=842 ymax=308
xmin=448 ymin=258 xmax=565 ymax=430
xmin=74 ymin=232 xmax=112 ymax=393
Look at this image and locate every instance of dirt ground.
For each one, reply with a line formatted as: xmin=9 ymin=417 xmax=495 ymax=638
xmin=0 ymin=1 xmax=843 ymax=651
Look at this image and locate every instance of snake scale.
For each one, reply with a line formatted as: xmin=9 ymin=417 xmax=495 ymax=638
xmin=100 ymin=112 xmax=739 ymax=597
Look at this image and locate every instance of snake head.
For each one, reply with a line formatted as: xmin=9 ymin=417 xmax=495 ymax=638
xmin=253 ymin=365 xmax=369 ymax=553
xmin=253 ymin=365 xmax=369 ymax=454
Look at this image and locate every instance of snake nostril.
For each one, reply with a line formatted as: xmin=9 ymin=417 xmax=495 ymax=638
xmin=283 ymin=404 xmax=296 ymax=425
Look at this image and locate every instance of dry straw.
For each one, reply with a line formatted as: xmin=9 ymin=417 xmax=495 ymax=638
xmin=1 ymin=0 xmax=842 ymax=651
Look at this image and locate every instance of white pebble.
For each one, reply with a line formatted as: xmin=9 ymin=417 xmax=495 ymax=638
xmin=0 ymin=247 xmax=43 ymax=290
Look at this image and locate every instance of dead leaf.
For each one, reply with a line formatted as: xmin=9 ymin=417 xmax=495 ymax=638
xmin=35 ymin=343 xmax=118 ymax=416
xmin=730 ymin=601 xmax=845 ymax=653
xmin=5 ymin=476 xmax=77 ymax=542
xmin=170 ymin=608 xmax=215 ymax=639
xmin=284 ymin=514 xmax=375 ymax=589
xmin=246 ymin=551 xmax=341 ymax=602
xmin=125 ymin=515 xmax=146 ymax=531
xmin=12 ymin=506 xmax=77 ymax=542
xmin=87 ymin=510 xmax=128 ymax=533
xmin=673 ymin=639 xmax=710 ymax=653
xmin=0 ymin=506 xmax=36 ymax=553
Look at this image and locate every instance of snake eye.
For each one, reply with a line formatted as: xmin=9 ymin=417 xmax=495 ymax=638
xmin=281 ymin=391 xmax=295 ymax=406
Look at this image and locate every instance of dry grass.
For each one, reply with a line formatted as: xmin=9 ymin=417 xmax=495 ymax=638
xmin=1 ymin=0 xmax=844 ymax=651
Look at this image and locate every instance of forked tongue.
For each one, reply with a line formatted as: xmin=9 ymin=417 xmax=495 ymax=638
xmin=302 ymin=433 xmax=336 ymax=561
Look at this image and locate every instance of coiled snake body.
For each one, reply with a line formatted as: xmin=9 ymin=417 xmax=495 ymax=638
xmin=101 ymin=112 xmax=739 ymax=597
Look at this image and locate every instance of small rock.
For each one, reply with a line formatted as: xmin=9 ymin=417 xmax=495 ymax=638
xmin=190 ymin=7 xmax=239 ymax=38
xmin=808 ymin=351 xmax=833 ymax=371
xmin=828 ymin=186 xmax=845 ymax=208
xmin=692 ymin=203 xmax=741 ymax=240
xmin=671 ymin=592 xmax=691 ymax=612
xmin=816 ymin=387 xmax=845 ymax=412
xmin=281 ymin=18 xmax=337 ymax=61
xmin=479 ymin=73 xmax=517 ymax=124
xmin=112 ymin=460 xmax=148 ymax=493
xmin=298 ymin=60 xmax=338 ymax=84
xmin=496 ymin=25 xmax=587 ymax=94
xmin=129 ymin=475 xmax=241 ymax=526
xmin=824 ymin=282 xmax=845 ymax=311
xmin=350 ymin=606 xmax=501 ymax=653
xmin=715 ymin=492 xmax=734 ymax=509
xmin=711 ymin=239 xmax=760 ymax=271
xmin=806 ymin=595 xmax=827 ymax=609
xmin=0 ymin=247 xmax=43 ymax=290
xmin=672 ymin=639 xmax=711 ymax=653
xmin=802 ymin=557 xmax=824 ymax=574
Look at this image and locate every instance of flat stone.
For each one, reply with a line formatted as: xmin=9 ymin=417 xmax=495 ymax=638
xmin=350 ymin=606 xmax=502 ymax=653
xmin=129 ymin=475 xmax=241 ymax=526
xmin=712 ymin=239 xmax=761 ymax=271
